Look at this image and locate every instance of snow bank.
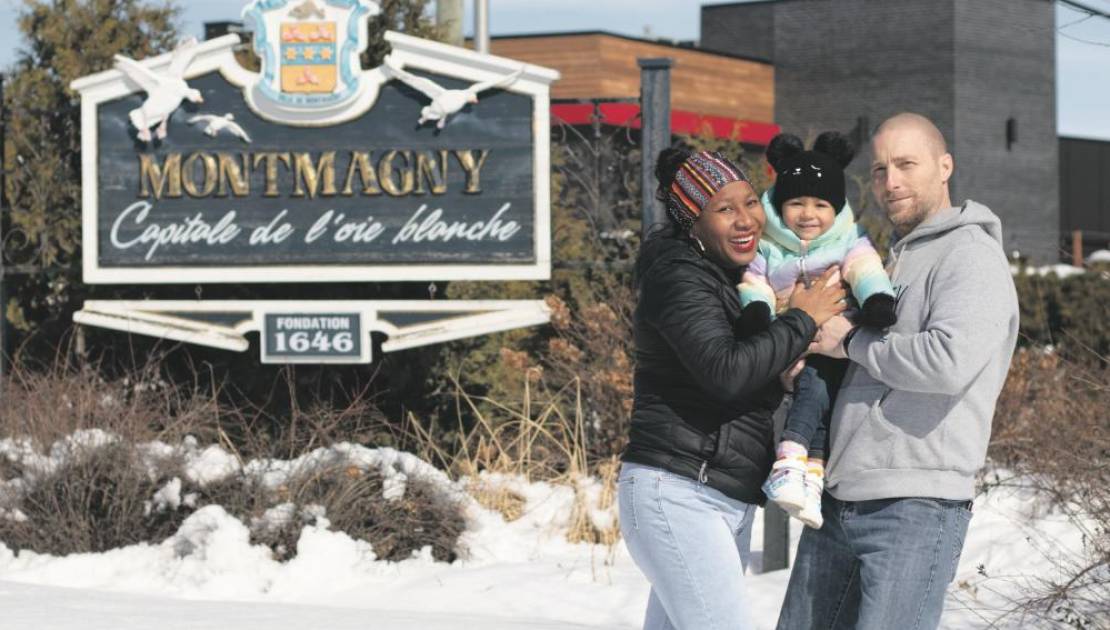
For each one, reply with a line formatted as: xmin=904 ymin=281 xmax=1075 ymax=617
xmin=0 ymin=433 xmax=1098 ymax=629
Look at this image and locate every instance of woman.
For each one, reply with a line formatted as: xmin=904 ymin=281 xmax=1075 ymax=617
xmin=619 ymin=148 xmax=846 ymax=630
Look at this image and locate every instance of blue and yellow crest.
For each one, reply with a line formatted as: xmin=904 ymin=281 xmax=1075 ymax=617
xmin=242 ymin=0 xmax=379 ymax=120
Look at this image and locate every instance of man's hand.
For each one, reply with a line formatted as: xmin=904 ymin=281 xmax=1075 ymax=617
xmin=810 ymin=314 xmax=855 ymax=359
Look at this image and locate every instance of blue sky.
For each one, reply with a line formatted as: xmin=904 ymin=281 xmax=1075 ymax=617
xmin=2 ymin=0 xmax=1109 ymax=140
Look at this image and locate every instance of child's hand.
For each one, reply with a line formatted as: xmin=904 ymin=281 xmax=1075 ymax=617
xmin=780 ymin=358 xmax=806 ymax=392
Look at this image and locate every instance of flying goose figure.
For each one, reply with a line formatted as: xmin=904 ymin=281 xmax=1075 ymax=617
xmin=383 ymin=60 xmax=526 ymax=129
xmin=114 ymin=37 xmax=204 ymax=142
xmin=188 ymin=113 xmax=252 ymax=143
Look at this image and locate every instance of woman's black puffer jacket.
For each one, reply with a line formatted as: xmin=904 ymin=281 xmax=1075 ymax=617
xmin=621 ymin=233 xmax=817 ymax=505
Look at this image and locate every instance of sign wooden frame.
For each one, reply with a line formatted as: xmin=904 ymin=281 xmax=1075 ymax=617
xmin=73 ymin=299 xmax=551 ymax=364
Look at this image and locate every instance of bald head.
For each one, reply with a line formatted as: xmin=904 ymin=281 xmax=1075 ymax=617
xmin=874 ymin=112 xmax=948 ymax=158
xmin=869 ymin=113 xmax=954 ymax=237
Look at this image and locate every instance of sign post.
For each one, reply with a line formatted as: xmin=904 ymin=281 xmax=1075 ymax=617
xmin=0 ymin=72 xmax=5 ymax=383
xmin=69 ymin=2 xmax=559 ymax=363
xmin=638 ymin=57 xmax=672 ymax=242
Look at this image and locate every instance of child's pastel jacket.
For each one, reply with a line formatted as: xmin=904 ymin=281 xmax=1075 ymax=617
xmin=739 ymin=189 xmax=894 ymax=312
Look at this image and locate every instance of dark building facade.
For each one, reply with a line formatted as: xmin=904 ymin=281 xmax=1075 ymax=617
xmin=1060 ymin=137 xmax=1110 ymax=254
xmin=702 ymin=0 xmax=1060 ymax=262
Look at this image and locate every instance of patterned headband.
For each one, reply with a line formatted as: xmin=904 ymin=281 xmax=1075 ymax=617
xmin=667 ymin=151 xmax=750 ymax=223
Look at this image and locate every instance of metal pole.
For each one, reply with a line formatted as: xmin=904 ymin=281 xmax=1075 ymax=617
xmin=761 ymin=381 xmax=792 ymax=572
xmin=763 ymin=502 xmax=791 ymax=571
xmin=638 ymin=58 xmax=672 ymax=243
xmin=436 ymin=0 xmax=464 ymax=47
xmin=474 ymin=0 xmax=490 ymax=54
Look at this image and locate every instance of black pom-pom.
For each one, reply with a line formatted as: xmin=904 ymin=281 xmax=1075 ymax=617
xmin=765 ymin=133 xmax=804 ymax=172
xmin=654 ymin=147 xmax=692 ymax=203
xmin=813 ymin=131 xmax=857 ymax=169
xmin=861 ymin=294 xmax=898 ymax=328
xmin=737 ymin=301 xmax=773 ymax=335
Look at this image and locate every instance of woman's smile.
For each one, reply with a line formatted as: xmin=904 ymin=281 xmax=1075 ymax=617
xmin=729 ymin=233 xmax=758 ymax=254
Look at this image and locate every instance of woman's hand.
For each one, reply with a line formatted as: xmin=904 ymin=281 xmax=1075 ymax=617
xmin=788 ymin=266 xmax=848 ymax=327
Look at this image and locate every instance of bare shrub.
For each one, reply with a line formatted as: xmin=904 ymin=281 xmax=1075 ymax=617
xmin=215 ymin=382 xmax=389 ymax=463
xmin=543 ymin=286 xmax=634 ymax=464
xmin=0 ymin=351 xmax=464 ymax=563
xmin=0 ymin=441 xmax=188 ymax=554
xmin=0 ymin=440 xmax=468 ymax=563
xmin=0 ymin=357 xmax=219 ymax=451
xmin=981 ymin=348 xmax=1110 ymax=628
xmin=252 ymin=464 xmax=466 ymax=563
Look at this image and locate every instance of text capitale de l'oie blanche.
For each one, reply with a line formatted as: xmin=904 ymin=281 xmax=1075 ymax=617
xmin=111 ymin=149 xmax=525 ymax=261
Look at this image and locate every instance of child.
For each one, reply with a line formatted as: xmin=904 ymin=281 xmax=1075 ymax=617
xmin=739 ymin=131 xmax=898 ymax=528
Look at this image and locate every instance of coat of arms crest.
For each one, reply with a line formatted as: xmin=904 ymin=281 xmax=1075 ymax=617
xmin=242 ymin=0 xmax=380 ymax=122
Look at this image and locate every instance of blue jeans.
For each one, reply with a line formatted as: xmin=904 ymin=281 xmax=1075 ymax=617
xmin=619 ymin=462 xmax=757 ymax=630
xmin=776 ymin=494 xmax=973 ymax=630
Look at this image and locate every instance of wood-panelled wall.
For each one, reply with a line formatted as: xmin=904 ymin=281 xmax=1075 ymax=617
xmin=491 ymin=34 xmax=774 ymax=123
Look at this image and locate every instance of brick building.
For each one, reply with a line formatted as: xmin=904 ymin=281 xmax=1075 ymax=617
xmin=490 ymin=31 xmax=780 ymax=145
xmin=702 ymin=0 xmax=1060 ymax=261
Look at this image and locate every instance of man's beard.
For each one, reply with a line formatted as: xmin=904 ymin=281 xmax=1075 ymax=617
xmin=887 ymin=198 xmax=933 ymax=238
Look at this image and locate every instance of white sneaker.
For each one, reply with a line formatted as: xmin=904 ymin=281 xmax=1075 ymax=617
xmin=796 ymin=469 xmax=825 ymax=529
xmin=761 ymin=457 xmax=807 ymax=513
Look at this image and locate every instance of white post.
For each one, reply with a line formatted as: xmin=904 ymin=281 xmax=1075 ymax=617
xmin=474 ymin=0 xmax=490 ymax=54
xmin=436 ymin=0 xmax=464 ymax=47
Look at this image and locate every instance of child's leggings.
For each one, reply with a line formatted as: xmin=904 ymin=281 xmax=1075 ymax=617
xmin=781 ymin=355 xmax=848 ymax=460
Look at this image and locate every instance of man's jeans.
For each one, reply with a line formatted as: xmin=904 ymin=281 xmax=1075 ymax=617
xmin=776 ymin=494 xmax=973 ymax=630
xmin=619 ymin=462 xmax=757 ymax=630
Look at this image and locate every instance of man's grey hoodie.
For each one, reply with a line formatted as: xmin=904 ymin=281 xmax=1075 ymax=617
xmin=827 ymin=200 xmax=1019 ymax=501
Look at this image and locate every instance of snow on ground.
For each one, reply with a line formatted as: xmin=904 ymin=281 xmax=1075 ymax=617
xmin=1010 ymin=262 xmax=1088 ymax=279
xmin=1088 ymin=249 xmax=1110 ymax=264
xmin=0 ymin=436 xmax=1093 ymax=629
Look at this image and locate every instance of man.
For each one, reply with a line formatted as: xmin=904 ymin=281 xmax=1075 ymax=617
xmin=775 ymin=112 xmax=1019 ymax=630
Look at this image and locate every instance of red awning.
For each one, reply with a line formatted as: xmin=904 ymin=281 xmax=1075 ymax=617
xmin=551 ymin=103 xmax=780 ymax=146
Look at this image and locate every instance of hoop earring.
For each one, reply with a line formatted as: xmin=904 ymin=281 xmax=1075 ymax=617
xmin=692 ymin=235 xmax=706 ymax=253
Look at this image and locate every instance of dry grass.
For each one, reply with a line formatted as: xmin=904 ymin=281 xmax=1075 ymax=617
xmin=397 ymin=373 xmax=590 ymax=483
xmin=466 ymin=479 xmax=527 ymax=523
xmin=567 ymin=455 xmax=621 ymax=547
xmin=387 ymin=373 xmax=623 ymax=550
